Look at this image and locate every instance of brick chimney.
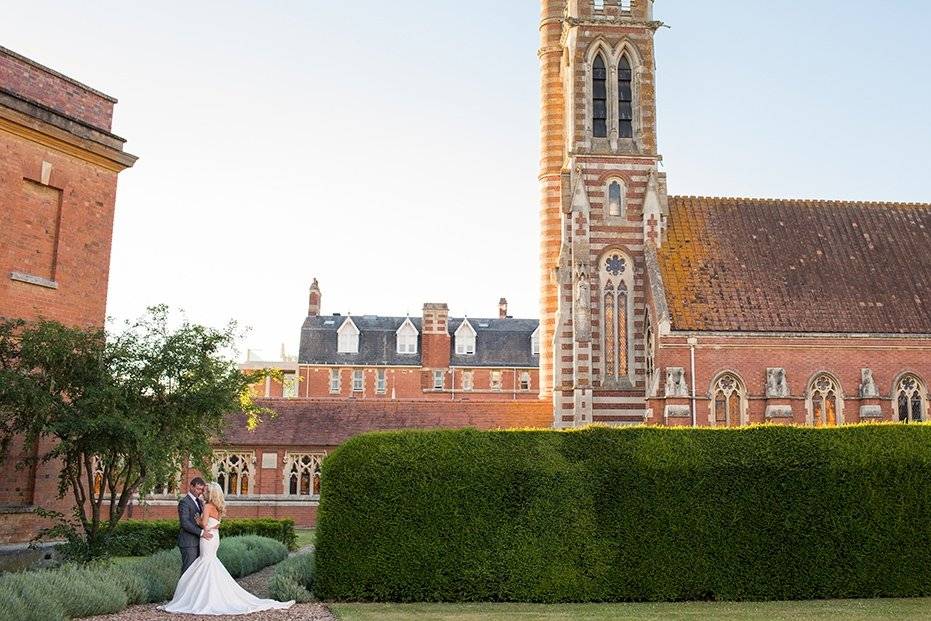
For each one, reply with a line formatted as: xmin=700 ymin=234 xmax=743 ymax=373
xmin=308 ymin=278 xmax=321 ymax=316
xmin=499 ymin=297 xmax=508 ymax=319
xmin=421 ymin=303 xmax=450 ymax=371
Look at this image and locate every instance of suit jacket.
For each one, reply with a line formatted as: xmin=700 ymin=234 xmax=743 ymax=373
xmin=177 ymin=494 xmax=203 ymax=549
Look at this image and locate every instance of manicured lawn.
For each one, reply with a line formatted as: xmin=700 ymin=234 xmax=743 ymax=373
xmin=329 ymin=599 xmax=931 ymax=621
xmin=295 ymin=528 xmax=315 ymax=548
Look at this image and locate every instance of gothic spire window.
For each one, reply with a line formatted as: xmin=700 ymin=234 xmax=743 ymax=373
xmin=618 ymin=55 xmax=633 ymax=139
xmin=607 ymin=180 xmax=625 ymax=217
xmin=599 ymin=251 xmax=633 ymax=384
xmin=896 ymin=374 xmax=925 ymax=423
xmin=711 ymin=373 xmax=745 ymax=427
xmin=592 ymin=54 xmax=608 ymax=138
xmin=809 ymin=374 xmax=841 ymax=427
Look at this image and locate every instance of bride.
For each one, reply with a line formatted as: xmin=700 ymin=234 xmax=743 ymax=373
xmin=159 ymin=482 xmax=295 ymax=615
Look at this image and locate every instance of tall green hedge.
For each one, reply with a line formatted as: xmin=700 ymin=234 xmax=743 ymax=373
xmin=103 ymin=517 xmax=297 ymax=555
xmin=315 ymin=425 xmax=931 ymax=602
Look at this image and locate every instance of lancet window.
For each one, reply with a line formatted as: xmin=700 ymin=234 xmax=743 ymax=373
xmin=284 ymin=452 xmax=325 ymax=497
xmin=809 ymin=374 xmax=841 ymax=427
xmin=711 ymin=373 xmax=745 ymax=427
xmin=897 ymin=374 xmax=925 ymax=423
xmin=213 ymin=451 xmax=255 ymax=496
xmin=600 ymin=251 xmax=633 ymax=383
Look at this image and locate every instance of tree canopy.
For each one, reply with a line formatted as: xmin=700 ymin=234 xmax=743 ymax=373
xmin=0 ymin=306 xmax=275 ymax=558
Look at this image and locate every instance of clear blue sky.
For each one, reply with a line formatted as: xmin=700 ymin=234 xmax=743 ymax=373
xmin=4 ymin=1 xmax=930 ymax=359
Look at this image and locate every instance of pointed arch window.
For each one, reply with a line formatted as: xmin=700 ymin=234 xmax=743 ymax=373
xmin=618 ymin=55 xmax=633 ymax=139
xmin=213 ymin=451 xmax=255 ymax=496
xmin=644 ymin=316 xmax=655 ymax=391
xmin=592 ymin=55 xmax=608 ymax=138
xmin=712 ymin=373 xmax=745 ymax=427
xmin=607 ymin=180 xmax=625 ymax=217
xmin=809 ymin=374 xmax=841 ymax=427
xmin=600 ymin=252 xmax=633 ymax=384
xmin=284 ymin=452 xmax=325 ymax=497
xmin=896 ymin=374 xmax=925 ymax=423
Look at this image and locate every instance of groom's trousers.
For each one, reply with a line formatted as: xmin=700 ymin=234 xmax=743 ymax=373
xmin=180 ymin=546 xmax=199 ymax=575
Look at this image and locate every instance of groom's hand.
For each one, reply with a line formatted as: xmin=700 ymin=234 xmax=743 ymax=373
xmin=202 ymin=530 xmax=214 ymax=539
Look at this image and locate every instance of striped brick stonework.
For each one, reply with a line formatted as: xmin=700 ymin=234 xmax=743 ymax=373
xmin=539 ymin=0 xmax=666 ymax=427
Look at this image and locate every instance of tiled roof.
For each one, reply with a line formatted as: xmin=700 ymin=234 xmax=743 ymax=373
xmin=298 ymin=315 xmax=539 ymax=368
xmin=218 ymin=398 xmax=553 ymax=447
xmin=658 ymin=196 xmax=931 ymax=333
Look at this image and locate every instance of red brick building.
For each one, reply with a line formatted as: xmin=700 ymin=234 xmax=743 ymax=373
xmin=128 ymin=399 xmax=552 ymax=527
xmin=538 ymin=1 xmax=931 ymax=428
xmin=0 ymin=46 xmax=136 ymax=542
xmin=644 ymin=197 xmax=931 ymax=427
xmin=246 ymin=279 xmax=540 ymax=402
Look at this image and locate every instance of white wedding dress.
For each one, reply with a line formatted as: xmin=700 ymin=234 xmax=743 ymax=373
xmin=159 ymin=516 xmax=295 ymax=615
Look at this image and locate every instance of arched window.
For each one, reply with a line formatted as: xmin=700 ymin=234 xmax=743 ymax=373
xmin=711 ymin=373 xmax=745 ymax=427
xmin=600 ymin=251 xmax=633 ymax=384
xmin=213 ymin=451 xmax=255 ymax=496
xmin=809 ymin=374 xmax=841 ymax=427
xmin=607 ymin=180 xmax=625 ymax=217
xmin=617 ymin=55 xmax=633 ymax=139
xmin=592 ymin=55 xmax=607 ymax=138
xmin=896 ymin=374 xmax=925 ymax=423
xmin=644 ymin=315 xmax=655 ymax=394
xmin=284 ymin=452 xmax=325 ymax=497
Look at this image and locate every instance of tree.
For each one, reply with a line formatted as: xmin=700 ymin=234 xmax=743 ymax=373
xmin=0 ymin=306 xmax=275 ymax=559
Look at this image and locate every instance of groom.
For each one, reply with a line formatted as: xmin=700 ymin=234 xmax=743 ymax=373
xmin=177 ymin=477 xmax=213 ymax=574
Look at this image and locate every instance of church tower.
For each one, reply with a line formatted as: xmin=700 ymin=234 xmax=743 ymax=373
xmin=538 ymin=0 xmax=668 ymax=427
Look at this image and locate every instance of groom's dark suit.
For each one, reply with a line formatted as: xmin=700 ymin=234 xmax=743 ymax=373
xmin=177 ymin=493 xmax=204 ymax=575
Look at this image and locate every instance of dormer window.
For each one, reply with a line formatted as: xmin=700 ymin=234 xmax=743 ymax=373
xmin=396 ymin=318 xmax=418 ymax=355
xmin=337 ymin=318 xmax=360 ymax=354
xmin=455 ymin=320 xmax=476 ymax=355
xmin=531 ymin=327 xmax=540 ymax=356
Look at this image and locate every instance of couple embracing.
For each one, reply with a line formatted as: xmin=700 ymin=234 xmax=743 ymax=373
xmin=158 ymin=477 xmax=294 ymax=615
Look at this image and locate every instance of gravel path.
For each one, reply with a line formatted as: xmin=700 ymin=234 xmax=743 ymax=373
xmin=84 ymin=546 xmax=335 ymax=621
xmin=83 ymin=603 xmax=335 ymax=620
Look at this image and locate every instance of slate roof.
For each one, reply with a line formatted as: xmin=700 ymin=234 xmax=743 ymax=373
xmin=298 ymin=315 xmax=539 ymax=367
xmin=657 ymin=196 xmax=931 ymax=333
xmin=449 ymin=318 xmax=539 ymax=367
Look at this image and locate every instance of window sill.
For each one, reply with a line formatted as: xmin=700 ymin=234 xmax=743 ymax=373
xmin=10 ymin=271 xmax=57 ymax=289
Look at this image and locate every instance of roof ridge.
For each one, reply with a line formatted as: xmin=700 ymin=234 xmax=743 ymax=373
xmin=668 ymin=194 xmax=931 ymax=208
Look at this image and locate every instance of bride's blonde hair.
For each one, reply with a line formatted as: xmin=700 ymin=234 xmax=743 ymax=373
xmin=205 ymin=482 xmax=226 ymax=517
